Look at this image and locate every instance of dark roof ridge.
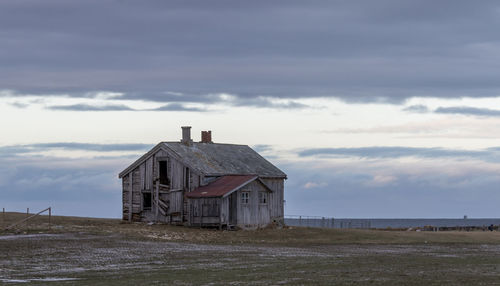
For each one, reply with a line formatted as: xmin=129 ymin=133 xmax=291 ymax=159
xmin=162 ymin=141 xmax=248 ymax=147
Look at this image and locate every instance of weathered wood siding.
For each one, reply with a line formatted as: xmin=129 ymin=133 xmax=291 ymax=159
xmin=122 ymin=147 xmax=205 ymax=223
xmin=121 ymin=145 xmax=286 ymax=227
xmin=169 ymin=190 xmax=183 ymax=214
xmin=122 ymin=174 xmax=130 ymax=220
xmin=221 ymin=196 xmax=229 ymax=224
xmin=189 ymin=198 xmax=221 ymax=226
xmin=260 ymin=178 xmax=285 ymax=221
xmin=236 ymin=180 xmax=271 ymax=228
xmin=145 ymin=156 xmax=153 ymax=191
xmin=129 ymin=168 xmax=141 ymax=220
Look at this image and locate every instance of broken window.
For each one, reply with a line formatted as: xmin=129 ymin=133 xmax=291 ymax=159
xmin=143 ymin=192 xmax=152 ymax=210
xmin=159 ymin=161 xmax=170 ymax=185
xmin=241 ymin=191 xmax=249 ymax=204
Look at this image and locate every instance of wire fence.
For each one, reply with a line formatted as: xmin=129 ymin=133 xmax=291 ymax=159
xmin=2 ymin=207 xmax=52 ymax=231
xmin=284 ymin=215 xmax=371 ymax=229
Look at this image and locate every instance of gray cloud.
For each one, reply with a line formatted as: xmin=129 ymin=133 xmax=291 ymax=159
xmin=47 ymin=103 xmax=135 ymax=111
xmin=435 ymin=106 xmax=500 ymax=117
xmin=282 ymin=160 xmax=500 ymax=217
xmin=0 ymin=155 xmax=125 ymax=217
xmin=46 ymin=102 xmax=208 ymax=112
xmin=9 ymin=102 xmax=29 ymax=108
xmin=2 ymin=143 xmax=500 ymax=218
xmin=298 ymin=146 xmax=491 ymax=159
xmin=0 ymin=142 xmax=154 ymax=156
xmin=402 ymin=105 xmax=429 ymax=113
xmin=150 ymin=103 xmax=206 ymax=112
xmin=2 ymin=1 xmax=500 ymax=103
xmin=251 ymin=144 xmax=273 ymax=153
xmin=231 ymin=97 xmax=309 ymax=109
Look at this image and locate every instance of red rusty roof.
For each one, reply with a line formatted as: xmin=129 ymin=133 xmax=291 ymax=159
xmin=186 ymin=175 xmax=258 ymax=198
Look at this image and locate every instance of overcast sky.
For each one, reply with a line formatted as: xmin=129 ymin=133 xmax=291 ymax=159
xmin=2 ymin=0 xmax=500 ymax=218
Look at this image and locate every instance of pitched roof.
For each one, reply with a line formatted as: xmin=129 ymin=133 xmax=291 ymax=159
xmin=162 ymin=142 xmax=286 ymax=178
xmin=186 ymin=175 xmax=258 ymax=198
xmin=119 ymin=142 xmax=287 ymax=179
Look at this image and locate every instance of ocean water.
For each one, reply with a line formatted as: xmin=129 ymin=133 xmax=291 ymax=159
xmin=284 ymin=217 xmax=500 ymax=229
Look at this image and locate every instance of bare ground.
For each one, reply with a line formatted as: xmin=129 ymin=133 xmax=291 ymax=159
xmin=1 ymin=212 xmax=500 ymax=285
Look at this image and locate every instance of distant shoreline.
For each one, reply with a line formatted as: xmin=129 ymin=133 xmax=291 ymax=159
xmin=285 ymin=218 xmax=500 ymax=229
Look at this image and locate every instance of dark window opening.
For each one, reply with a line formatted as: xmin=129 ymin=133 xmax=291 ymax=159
xmin=259 ymin=192 xmax=267 ymax=204
xmin=159 ymin=161 xmax=170 ymax=185
xmin=143 ymin=192 xmax=152 ymax=210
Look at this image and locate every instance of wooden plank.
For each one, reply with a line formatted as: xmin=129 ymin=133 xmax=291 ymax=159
xmin=155 ymin=181 xmax=159 ymax=221
xmin=140 ymin=163 xmax=145 ymax=191
xmin=158 ymin=198 xmax=168 ymax=210
xmin=128 ymin=172 xmax=133 ymax=222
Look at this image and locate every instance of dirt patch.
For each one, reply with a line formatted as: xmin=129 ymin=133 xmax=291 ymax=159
xmin=2 ymin=213 xmax=500 ymax=285
xmin=1 ymin=232 xmax=500 ymax=285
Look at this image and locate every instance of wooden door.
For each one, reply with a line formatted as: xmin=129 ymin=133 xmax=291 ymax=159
xmin=228 ymin=193 xmax=237 ymax=225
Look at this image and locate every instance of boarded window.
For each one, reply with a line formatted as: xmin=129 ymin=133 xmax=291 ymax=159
xmin=259 ymin=192 xmax=267 ymax=204
xmin=143 ymin=192 xmax=152 ymax=210
xmin=159 ymin=161 xmax=170 ymax=185
xmin=241 ymin=191 xmax=249 ymax=204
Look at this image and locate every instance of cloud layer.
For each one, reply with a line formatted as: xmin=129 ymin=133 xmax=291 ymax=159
xmin=298 ymin=146 xmax=494 ymax=159
xmin=2 ymin=142 xmax=500 ymax=218
xmin=0 ymin=142 xmax=154 ymax=157
xmin=3 ymin=1 xmax=500 ymax=103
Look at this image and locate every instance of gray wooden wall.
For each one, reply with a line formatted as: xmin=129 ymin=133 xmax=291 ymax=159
xmin=121 ymin=147 xmax=285 ymax=227
xmin=122 ymin=148 xmax=201 ymax=222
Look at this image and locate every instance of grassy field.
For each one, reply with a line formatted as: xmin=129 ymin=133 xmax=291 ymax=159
xmin=1 ymin=212 xmax=500 ymax=285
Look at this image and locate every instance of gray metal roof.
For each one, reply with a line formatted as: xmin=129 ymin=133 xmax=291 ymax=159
xmin=163 ymin=142 xmax=286 ymax=178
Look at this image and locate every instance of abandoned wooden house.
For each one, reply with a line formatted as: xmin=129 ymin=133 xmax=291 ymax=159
xmin=118 ymin=126 xmax=287 ymax=229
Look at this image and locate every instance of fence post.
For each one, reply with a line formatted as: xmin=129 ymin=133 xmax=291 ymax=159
xmin=2 ymin=208 xmax=4 ymax=228
xmin=48 ymin=207 xmax=51 ymax=230
xmin=322 ymin=217 xmax=325 ymax=228
xmin=332 ymin=218 xmax=334 ymax=228
xmin=299 ymin=216 xmax=302 ymax=226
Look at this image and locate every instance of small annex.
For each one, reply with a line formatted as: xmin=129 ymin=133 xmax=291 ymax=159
xmin=118 ymin=126 xmax=287 ymax=229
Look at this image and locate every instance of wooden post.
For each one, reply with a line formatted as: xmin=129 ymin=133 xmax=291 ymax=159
xmin=2 ymin=208 xmax=4 ymax=228
xmin=129 ymin=174 xmax=133 ymax=222
xmin=26 ymin=208 xmax=29 ymax=229
xmin=219 ymin=199 xmax=223 ymax=230
xmin=189 ymin=204 xmax=192 ymax=226
xmin=155 ymin=182 xmax=159 ymax=222
xmin=48 ymin=207 xmax=51 ymax=230
xmin=200 ymin=204 xmax=204 ymax=228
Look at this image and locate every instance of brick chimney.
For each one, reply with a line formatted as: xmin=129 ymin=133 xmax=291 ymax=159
xmin=200 ymin=130 xmax=212 ymax=143
xmin=181 ymin=126 xmax=193 ymax=145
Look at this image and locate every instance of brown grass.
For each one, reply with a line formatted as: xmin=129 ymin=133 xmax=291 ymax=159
xmin=1 ymin=212 xmax=500 ymax=285
xmin=2 ymin=212 xmax=500 ymax=246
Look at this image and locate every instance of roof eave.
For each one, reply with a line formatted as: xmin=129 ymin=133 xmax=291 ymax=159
xmin=221 ymin=176 xmax=259 ymax=198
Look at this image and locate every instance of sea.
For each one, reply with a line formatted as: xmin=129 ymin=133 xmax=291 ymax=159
xmin=284 ymin=217 xmax=500 ymax=229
